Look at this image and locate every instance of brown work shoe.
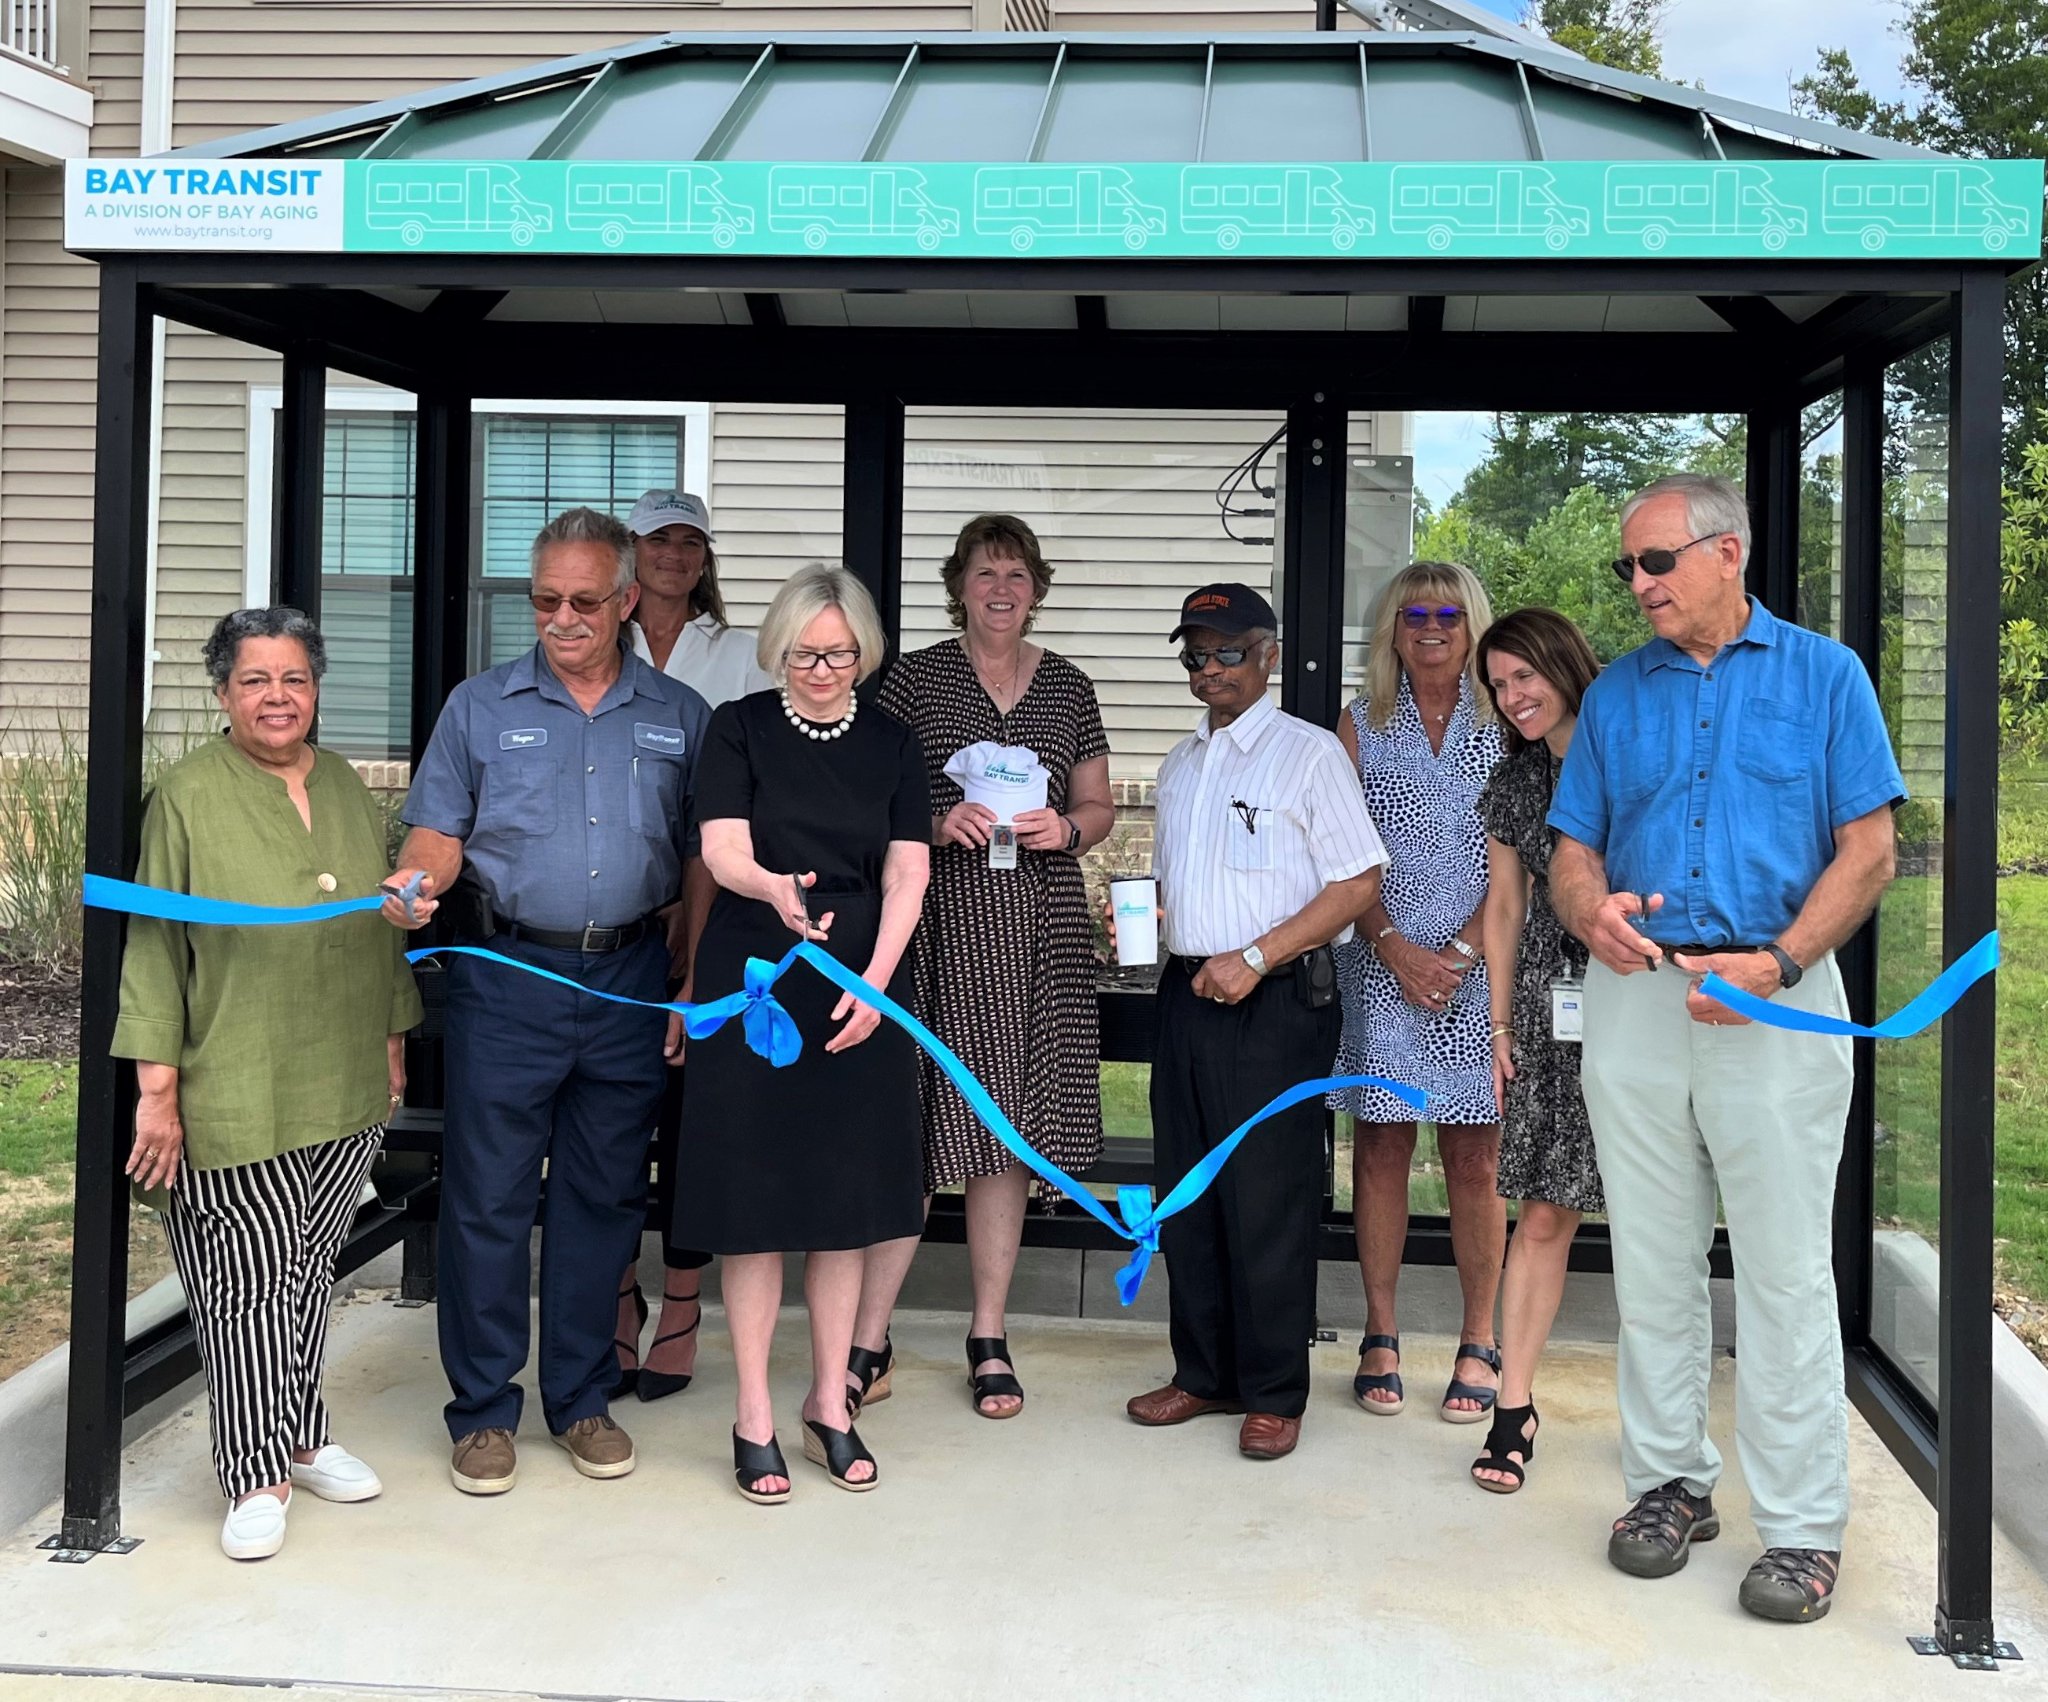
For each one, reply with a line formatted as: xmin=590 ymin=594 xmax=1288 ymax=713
xmin=553 ymin=1413 xmax=636 ymax=1479
xmin=450 ymin=1427 xmax=516 ymax=1496
xmin=1239 ymin=1413 xmax=1301 ymax=1460
xmin=1126 ymin=1384 xmax=1245 ymax=1426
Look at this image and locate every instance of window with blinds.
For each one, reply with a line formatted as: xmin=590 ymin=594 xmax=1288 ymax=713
xmin=311 ymin=410 xmax=684 ymax=759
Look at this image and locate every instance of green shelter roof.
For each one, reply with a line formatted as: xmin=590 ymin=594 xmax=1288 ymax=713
xmin=171 ymin=30 xmax=1939 ymax=168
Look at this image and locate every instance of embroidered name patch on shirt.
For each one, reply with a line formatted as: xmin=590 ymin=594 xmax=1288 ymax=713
xmin=499 ymin=728 xmax=548 ymax=750
xmin=633 ymin=722 xmax=686 ymax=755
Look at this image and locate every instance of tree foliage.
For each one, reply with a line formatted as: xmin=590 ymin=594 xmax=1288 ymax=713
xmin=1521 ymin=0 xmax=1668 ymax=76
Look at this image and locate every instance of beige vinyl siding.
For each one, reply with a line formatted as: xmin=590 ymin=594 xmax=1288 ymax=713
xmin=706 ymin=403 xmax=846 ymax=643
xmin=1054 ymin=0 xmax=1371 ymax=30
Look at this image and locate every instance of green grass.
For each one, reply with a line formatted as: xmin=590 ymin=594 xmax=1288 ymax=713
xmin=0 ymin=1061 xmax=78 ymax=1176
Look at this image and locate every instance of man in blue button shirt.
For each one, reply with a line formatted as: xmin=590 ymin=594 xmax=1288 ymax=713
xmin=387 ymin=507 xmax=711 ymax=1497
xmin=1549 ymin=473 xmax=1903 ymax=1624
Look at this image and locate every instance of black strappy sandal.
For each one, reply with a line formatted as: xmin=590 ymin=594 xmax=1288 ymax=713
xmin=732 ymin=1429 xmax=791 ymax=1505
xmin=846 ymin=1333 xmax=894 ymax=1417
xmin=636 ymin=1291 xmax=701 ymax=1404
xmin=966 ymin=1335 xmax=1025 ymax=1419
xmin=1353 ymin=1333 xmax=1404 ymax=1415
xmin=611 ymin=1281 xmax=647 ymax=1400
xmin=1440 ymin=1342 xmax=1502 ymax=1425
xmin=1470 ymin=1401 xmax=1538 ymax=1495
xmin=802 ymin=1418 xmax=878 ymax=1492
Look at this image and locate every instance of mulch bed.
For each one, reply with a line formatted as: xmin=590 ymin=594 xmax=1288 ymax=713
xmin=0 ymin=956 xmax=80 ymax=1061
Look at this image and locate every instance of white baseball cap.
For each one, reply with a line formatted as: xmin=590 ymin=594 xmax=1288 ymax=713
xmin=626 ymin=489 xmax=715 ymax=542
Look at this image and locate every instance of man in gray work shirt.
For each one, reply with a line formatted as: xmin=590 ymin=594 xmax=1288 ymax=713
xmin=388 ymin=506 xmax=710 ymax=1496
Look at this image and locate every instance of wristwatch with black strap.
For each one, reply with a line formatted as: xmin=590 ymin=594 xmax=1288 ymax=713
xmin=1764 ymin=942 xmax=1803 ymax=990
xmin=1063 ymin=815 xmax=1082 ymax=853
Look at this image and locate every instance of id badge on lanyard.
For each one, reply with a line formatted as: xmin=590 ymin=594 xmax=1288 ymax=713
xmin=1550 ymin=976 xmax=1584 ymax=1043
xmin=988 ymin=824 xmax=1019 ymax=870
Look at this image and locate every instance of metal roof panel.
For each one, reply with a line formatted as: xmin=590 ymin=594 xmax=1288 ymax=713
xmin=557 ymin=55 xmax=763 ymax=162
xmin=1366 ymin=54 xmax=1531 ymax=162
xmin=1037 ymin=54 xmax=1207 ymax=163
xmin=706 ymin=55 xmax=906 ymax=162
xmin=1528 ymin=78 xmax=1719 ymax=162
xmin=384 ymin=84 xmax=584 ymax=162
xmin=1202 ymin=54 xmax=1365 ymax=162
xmin=870 ymin=54 xmax=1056 ymax=162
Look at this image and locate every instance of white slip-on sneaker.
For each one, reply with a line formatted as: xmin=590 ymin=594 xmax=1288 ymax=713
xmin=220 ymin=1489 xmax=290 ymax=1561
xmin=288 ymin=1444 xmax=383 ymax=1503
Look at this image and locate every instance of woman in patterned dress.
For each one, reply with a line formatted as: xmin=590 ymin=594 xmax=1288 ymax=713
xmin=851 ymin=514 xmax=1116 ymax=1418
xmin=1332 ymin=562 xmax=1507 ymax=1424
xmin=1469 ymin=607 xmax=1604 ymax=1494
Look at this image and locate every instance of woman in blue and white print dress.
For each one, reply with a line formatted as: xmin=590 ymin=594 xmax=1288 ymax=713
xmin=1331 ymin=562 xmax=1507 ymax=1425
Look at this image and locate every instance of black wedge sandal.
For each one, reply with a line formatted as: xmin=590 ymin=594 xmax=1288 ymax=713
xmin=1353 ymin=1334 xmax=1404 ymax=1415
xmin=801 ymin=1418 xmax=878 ymax=1492
xmin=966 ymin=1335 xmax=1025 ymax=1419
xmin=1440 ymin=1341 xmax=1502 ymax=1425
xmin=610 ymin=1281 xmax=647 ymax=1400
xmin=732 ymin=1429 xmax=791 ymax=1505
xmin=636 ymin=1292 xmax=701 ymax=1404
xmin=1470 ymin=1401 xmax=1538 ymax=1495
xmin=846 ymin=1334 xmax=893 ymax=1417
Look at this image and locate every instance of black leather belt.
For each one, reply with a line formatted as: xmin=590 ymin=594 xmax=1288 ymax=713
xmin=1654 ymin=941 xmax=1765 ymax=959
xmin=1170 ymin=954 xmax=1210 ymax=977
xmin=498 ymin=915 xmax=656 ymax=954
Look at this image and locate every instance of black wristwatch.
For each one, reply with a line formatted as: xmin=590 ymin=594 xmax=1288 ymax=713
xmin=1765 ymin=943 xmax=1803 ymax=990
xmin=1063 ymin=815 xmax=1082 ymax=853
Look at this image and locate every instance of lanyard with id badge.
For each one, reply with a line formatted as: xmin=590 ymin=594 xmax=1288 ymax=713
xmin=1550 ymin=975 xmax=1584 ymax=1042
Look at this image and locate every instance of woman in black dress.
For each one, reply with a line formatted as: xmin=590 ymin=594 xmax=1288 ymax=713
xmin=673 ymin=564 xmax=931 ymax=1503
xmin=1469 ymin=607 xmax=1603 ymax=1496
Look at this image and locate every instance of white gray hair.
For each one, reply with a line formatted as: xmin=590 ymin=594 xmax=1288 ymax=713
xmin=1621 ymin=473 xmax=1751 ymax=566
xmin=532 ymin=506 xmax=635 ymax=592
xmin=756 ymin=563 xmax=889 ymax=686
xmin=203 ymin=606 xmax=326 ymax=689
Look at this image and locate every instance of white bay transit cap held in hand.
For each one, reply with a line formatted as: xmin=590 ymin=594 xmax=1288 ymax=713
xmin=943 ymin=741 xmax=1048 ymax=824
xmin=627 ymin=489 xmax=715 ymax=542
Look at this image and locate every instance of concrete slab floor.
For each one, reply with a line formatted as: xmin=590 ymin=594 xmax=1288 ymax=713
xmin=2 ymin=1299 xmax=2045 ymax=1702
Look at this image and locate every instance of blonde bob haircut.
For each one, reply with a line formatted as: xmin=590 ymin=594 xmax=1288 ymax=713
xmin=1362 ymin=561 xmax=1497 ymax=731
xmin=756 ymin=562 xmax=889 ymax=687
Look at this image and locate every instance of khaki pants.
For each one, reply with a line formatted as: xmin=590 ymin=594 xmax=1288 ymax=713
xmin=1581 ymin=952 xmax=1853 ymax=1551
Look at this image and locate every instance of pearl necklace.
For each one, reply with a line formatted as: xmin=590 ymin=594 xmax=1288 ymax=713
xmin=781 ymin=689 xmax=857 ymax=741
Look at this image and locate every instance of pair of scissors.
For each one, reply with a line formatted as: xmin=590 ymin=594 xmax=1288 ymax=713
xmin=378 ymin=869 xmax=427 ymax=923
xmin=792 ymin=873 xmax=814 ymax=939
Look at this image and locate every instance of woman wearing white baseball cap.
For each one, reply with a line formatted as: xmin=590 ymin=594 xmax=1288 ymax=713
xmin=613 ymin=488 xmax=771 ymax=1407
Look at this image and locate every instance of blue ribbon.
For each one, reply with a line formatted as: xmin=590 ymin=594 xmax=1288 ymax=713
xmin=1696 ymin=930 xmax=2000 ymax=1039
xmin=84 ymin=871 xmax=389 ymax=927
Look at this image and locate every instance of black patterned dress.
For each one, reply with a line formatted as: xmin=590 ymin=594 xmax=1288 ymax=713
xmin=877 ymin=640 xmax=1109 ymax=1193
xmin=1477 ymin=738 xmax=1604 ymax=1213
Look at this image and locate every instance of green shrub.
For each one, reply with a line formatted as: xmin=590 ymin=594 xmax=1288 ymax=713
xmin=0 ymin=722 xmax=87 ymax=970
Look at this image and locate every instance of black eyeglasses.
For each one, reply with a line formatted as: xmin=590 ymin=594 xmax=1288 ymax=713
xmin=1180 ymin=645 xmax=1252 ymax=671
xmin=787 ymin=647 xmax=861 ymax=672
xmin=530 ymin=589 xmax=623 ymax=617
xmin=1401 ymin=604 xmax=1465 ymax=630
xmin=1611 ymin=533 xmax=1723 ymax=584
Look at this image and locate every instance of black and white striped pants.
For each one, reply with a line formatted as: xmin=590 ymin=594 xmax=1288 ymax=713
xmin=159 ymin=1125 xmax=384 ymax=1500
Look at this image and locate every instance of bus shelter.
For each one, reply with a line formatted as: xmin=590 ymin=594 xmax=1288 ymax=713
xmin=55 ymin=25 xmax=2044 ymax=1663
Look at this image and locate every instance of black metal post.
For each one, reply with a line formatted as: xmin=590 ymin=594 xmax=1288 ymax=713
xmin=1744 ymin=399 xmax=1799 ymax=619
xmin=1280 ymin=394 xmax=1346 ymax=730
xmin=274 ymin=343 xmax=326 ymax=623
xmin=842 ymin=395 xmax=905 ymax=644
xmin=410 ymin=388 xmax=472 ymax=762
xmin=1832 ymin=361 xmax=1884 ymax=1343
xmin=60 ymin=264 xmax=155 ymax=1553
xmin=1315 ymin=0 xmax=1337 ymax=27
xmin=1932 ymin=268 xmax=2004 ymax=1659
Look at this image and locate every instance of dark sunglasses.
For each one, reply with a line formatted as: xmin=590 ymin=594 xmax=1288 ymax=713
xmin=1180 ymin=645 xmax=1253 ymax=672
xmin=1611 ymin=533 xmax=1723 ymax=584
xmin=529 ymin=589 xmax=623 ymax=617
xmin=1401 ymin=605 xmax=1465 ymax=629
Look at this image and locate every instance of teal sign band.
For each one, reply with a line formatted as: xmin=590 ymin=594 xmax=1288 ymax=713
xmin=340 ymin=158 xmax=2044 ymax=262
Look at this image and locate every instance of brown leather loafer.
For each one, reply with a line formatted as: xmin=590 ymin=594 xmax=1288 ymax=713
xmin=1239 ymin=1413 xmax=1301 ymax=1460
xmin=1126 ymin=1384 xmax=1245 ymax=1426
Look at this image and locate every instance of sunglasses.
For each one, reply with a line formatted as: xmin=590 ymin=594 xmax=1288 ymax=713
xmin=530 ymin=589 xmax=623 ymax=617
xmin=1401 ymin=605 xmax=1465 ymax=629
xmin=1180 ymin=645 xmax=1253 ymax=672
xmin=1611 ymin=533 xmax=1723 ymax=584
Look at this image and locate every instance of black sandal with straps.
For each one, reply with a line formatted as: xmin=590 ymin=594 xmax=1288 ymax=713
xmin=802 ymin=1418 xmax=878 ymax=1492
xmin=1470 ymin=1401 xmax=1538 ymax=1495
xmin=966 ymin=1335 xmax=1024 ymax=1419
xmin=610 ymin=1281 xmax=647 ymax=1400
xmin=636 ymin=1292 xmax=701 ymax=1404
xmin=1353 ymin=1334 xmax=1404 ymax=1414
xmin=732 ymin=1428 xmax=791 ymax=1505
xmin=1440 ymin=1341 xmax=1502 ymax=1425
xmin=846 ymin=1334 xmax=894 ymax=1417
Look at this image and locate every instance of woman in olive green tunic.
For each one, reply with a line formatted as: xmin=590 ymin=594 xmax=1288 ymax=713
xmin=112 ymin=607 xmax=429 ymax=1562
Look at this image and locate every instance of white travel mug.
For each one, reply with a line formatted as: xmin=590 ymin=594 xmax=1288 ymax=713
xmin=1109 ymin=876 xmax=1160 ymax=968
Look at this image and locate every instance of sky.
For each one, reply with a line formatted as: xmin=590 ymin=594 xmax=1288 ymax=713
xmin=1413 ymin=2 xmax=1917 ymax=505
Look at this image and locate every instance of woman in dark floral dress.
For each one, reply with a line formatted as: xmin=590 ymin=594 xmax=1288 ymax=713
xmin=1470 ymin=607 xmax=1603 ymax=1496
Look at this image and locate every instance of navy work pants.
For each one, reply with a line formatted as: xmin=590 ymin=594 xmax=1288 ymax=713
xmin=438 ymin=931 xmax=668 ymax=1439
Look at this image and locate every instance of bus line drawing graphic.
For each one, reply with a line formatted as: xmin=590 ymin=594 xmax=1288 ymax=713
xmin=363 ymin=164 xmax=553 ymax=247
xmin=1819 ymin=162 xmax=2030 ymax=252
xmin=1387 ymin=165 xmax=1590 ymax=251
xmin=972 ymin=167 xmax=1167 ymax=251
xmin=1604 ymin=163 xmax=1806 ymax=251
xmin=765 ymin=166 xmax=960 ymax=251
xmin=566 ymin=165 xmax=753 ymax=249
xmin=1179 ymin=165 xmax=1375 ymax=251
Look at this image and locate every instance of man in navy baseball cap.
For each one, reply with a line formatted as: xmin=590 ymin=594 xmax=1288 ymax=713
xmin=1168 ymin=582 xmax=1279 ymax=643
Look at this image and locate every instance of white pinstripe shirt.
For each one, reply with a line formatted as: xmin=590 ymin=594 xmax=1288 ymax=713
xmin=1153 ymin=695 xmax=1389 ymax=958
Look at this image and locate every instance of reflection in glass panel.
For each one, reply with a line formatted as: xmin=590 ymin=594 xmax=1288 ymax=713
xmin=317 ymin=410 xmax=415 ymax=762
xmin=1872 ymin=338 xmax=1949 ymax=1409
xmin=1799 ymin=395 xmax=1845 ymax=641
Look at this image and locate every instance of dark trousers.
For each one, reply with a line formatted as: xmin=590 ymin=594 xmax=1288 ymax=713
xmin=1150 ymin=961 xmax=1339 ymax=1419
xmin=649 ymin=1064 xmax=713 ymax=1274
xmin=439 ymin=931 xmax=668 ymax=1439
